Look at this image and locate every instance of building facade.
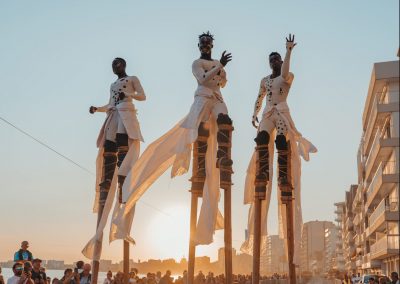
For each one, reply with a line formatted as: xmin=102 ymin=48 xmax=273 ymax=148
xmin=338 ymin=57 xmax=399 ymax=276
xmin=300 ymin=220 xmax=335 ymax=274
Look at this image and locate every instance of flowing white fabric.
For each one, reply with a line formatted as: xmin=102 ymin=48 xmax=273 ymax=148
xmin=82 ymin=106 xmax=142 ymax=260
xmin=241 ymin=102 xmax=317 ymax=265
xmin=119 ymin=95 xmax=226 ymax=245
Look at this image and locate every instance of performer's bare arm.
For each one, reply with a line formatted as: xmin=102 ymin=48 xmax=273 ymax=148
xmin=129 ymin=76 xmax=146 ymax=101
xmin=252 ymin=78 xmax=267 ymax=128
xmin=281 ymin=34 xmax=296 ymax=82
xmin=192 ymin=51 xmax=232 ymax=85
xmin=90 ymin=97 xmax=111 ymax=114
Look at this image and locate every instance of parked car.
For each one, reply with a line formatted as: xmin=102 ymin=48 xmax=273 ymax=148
xmin=358 ymin=274 xmax=381 ymax=283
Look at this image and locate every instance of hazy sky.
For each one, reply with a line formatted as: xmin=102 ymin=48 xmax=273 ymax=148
xmin=0 ymin=1 xmax=398 ymax=264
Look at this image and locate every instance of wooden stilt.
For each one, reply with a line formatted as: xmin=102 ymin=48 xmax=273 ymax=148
xmin=188 ymin=191 xmax=199 ymax=284
xmin=92 ymin=205 xmax=104 ymax=284
xmin=188 ymin=140 xmax=202 ymax=284
xmin=280 ymin=142 xmax=296 ymax=284
xmin=252 ymin=195 xmax=262 ymax=284
xmin=224 ymin=187 xmax=233 ymax=284
xmin=123 ymin=240 xmax=130 ymax=284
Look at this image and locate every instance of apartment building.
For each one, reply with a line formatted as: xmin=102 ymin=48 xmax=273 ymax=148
xmin=360 ymin=59 xmax=399 ymax=275
xmin=263 ymin=235 xmax=288 ymax=276
xmin=333 ymin=202 xmax=345 ymax=272
xmin=300 ymin=220 xmax=335 ymax=274
xmin=342 ymin=186 xmax=358 ymax=274
xmin=339 ymin=56 xmax=399 ymax=276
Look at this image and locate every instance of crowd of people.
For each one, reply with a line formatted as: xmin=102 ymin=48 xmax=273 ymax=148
xmin=1 ymin=241 xmax=399 ymax=284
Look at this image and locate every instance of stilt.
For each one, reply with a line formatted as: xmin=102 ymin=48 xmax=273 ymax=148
xmin=279 ymin=142 xmax=296 ymax=284
xmin=252 ymin=195 xmax=262 ymax=284
xmin=188 ymin=139 xmax=203 ymax=284
xmin=123 ymin=240 xmax=130 ymax=284
xmin=188 ymin=190 xmax=200 ymax=284
xmin=224 ymin=187 xmax=233 ymax=284
xmin=92 ymin=205 xmax=104 ymax=284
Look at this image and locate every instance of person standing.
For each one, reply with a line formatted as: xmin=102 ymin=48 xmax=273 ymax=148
xmin=7 ymin=263 xmax=23 ymax=284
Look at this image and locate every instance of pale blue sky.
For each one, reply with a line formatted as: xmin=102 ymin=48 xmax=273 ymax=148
xmin=0 ymin=0 xmax=398 ymax=263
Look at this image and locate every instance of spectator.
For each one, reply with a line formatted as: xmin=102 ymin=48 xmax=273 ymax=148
xmin=103 ymin=271 xmax=112 ymax=284
xmin=159 ymin=271 xmax=173 ymax=284
xmin=63 ymin=268 xmax=80 ymax=284
xmin=31 ymin=259 xmax=47 ymax=284
xmin=0 ymin=267 xmax=4 ymax=284
xmin=369 ymin=278 xmax=376 ymax=284
xmin=46 ymin=278 xmax=50 ymax=284
xmin=7 ymin=263 xmax=23 ymax=284
xmin=75 ymin=262 xmax=84 ymax=275
xmin=79 ymin=264 xmax=91 ymax=284
xmin=156 ymin=272 xmax=161 ymax=283
xmin=391 ymin=272 xmax=399 ymax=284
xmin=21 ymin=262 xmax=34 ymax=284
xmin=14 ymin=242 xmax=33 ymax=263
xmin=51 ymin=279 xmax=59 ymax=284
xmin=128 ymin=271 xmax=136 ymax=284
xmin=380 ymin=276 xmax=391 ymax=284
xmin=182 ymin=271 xmax=188 ymax=284
xmin=112 ymin=272 xmax=123 ymax=284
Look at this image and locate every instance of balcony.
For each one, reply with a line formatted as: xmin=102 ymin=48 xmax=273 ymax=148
xmin=365 ymin=130 xmax=399 ymax=182
xmin=353 ymin=212 xmax=363 ymax=226
xmin=367 ymin=198 xmax=399 ymax=237
xmin=363 ymin=93 xmax=398 ymax=156
xmin=366 ymin=161 xmax=399 ymax=208
xmin=355 ymin=233 xmax=364 ymax=247
xmin=371 ymin=235 xmax=400 ymax=259
xmin=362 ymin=253 xmax=382 ymax=269
xmin=355 ymin=255 xmax=363 ymax=267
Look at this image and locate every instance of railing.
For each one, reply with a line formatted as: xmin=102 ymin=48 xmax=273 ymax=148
xmin=371 ymin=235 xmax=400 ymax=255
xmin=366 ymin=161 xmax=397 ymax=200
xmin=365 ymin=129 xmax=382 ymax=178
xmin=364 ymin=91 xmax=389 ymax=154
xmin=369 ymin=198 xmax=399 ymax=229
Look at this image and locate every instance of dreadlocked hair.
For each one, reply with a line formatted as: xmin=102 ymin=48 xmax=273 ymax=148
xmin=198 ymin=31 xmax=214 ymax=40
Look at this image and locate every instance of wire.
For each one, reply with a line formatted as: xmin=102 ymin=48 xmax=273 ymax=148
xmin=0 ymin=115 xmax=243 ymax=245
xmin=0 ymin=116 xmax=94 ymax=175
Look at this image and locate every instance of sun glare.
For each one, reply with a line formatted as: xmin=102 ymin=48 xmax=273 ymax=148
xmin=147 ymin=205 xmax=190 ymax=261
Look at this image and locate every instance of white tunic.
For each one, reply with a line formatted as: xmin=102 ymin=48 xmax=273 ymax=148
xmin=96 ymin=76 xmax=145 ymax=146
xmin=112 ymin=59 xmax=230 ymax=246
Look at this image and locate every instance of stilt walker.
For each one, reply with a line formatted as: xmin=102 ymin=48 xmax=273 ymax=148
xmin=241 ymin=34 xmax=317 ymax=284
xmin=82 ymin=57 xmax=146 ymax=284
xmin=117 ymin=32 xmax=234 ymax=284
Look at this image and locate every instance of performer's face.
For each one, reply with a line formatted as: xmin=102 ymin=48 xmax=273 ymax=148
xmin=198 ymin=36 xmax=213 ymax=55
xmin=269 ymin=54 xmax=283 ymax=70
xmin=112 ymin=59 xmax=126 ymax=74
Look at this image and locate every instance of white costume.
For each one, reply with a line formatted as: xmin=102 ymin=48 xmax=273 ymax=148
xmin=111 ymin=59 xmax=230 ymax=245
xmin=82 ymin=76 xmax=145 ymax=261
xmin=241 ymin=70 xmax=317 ymax=265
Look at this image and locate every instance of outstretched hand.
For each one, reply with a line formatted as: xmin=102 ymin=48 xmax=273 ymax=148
xmin=89 ymin=106 xmax=97 ymax=114
xmin=286 ymin=34 xmax=297 ymax=51
xmin=220 ymin=51 xmax=232 ymax=66
xmin=252 ymin=116 xmax=259 ymax=129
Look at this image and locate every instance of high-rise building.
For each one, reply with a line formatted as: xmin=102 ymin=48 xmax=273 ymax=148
xmin=338 ymin=54 xmax=399 ymax=276
xmin=263 ymin=235 xmax=288 ymax=276
xmin=359 ymin=58 xmax=399 ymax=275
xmin=333 ymin=202 xmax=345 ymax=272
xmin=300 ymin=220 xmax=335 ymax=274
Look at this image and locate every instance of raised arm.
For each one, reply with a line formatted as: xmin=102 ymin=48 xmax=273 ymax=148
xmin=130 ymin=76 xmax=146 ymax=101
xmin=252 ymin=78 xmax=267 ymax=128
xmin=192 ymin=51 xmax=232 ymax=85
xmin=281 ymin=34 xmax=296 ymax=82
